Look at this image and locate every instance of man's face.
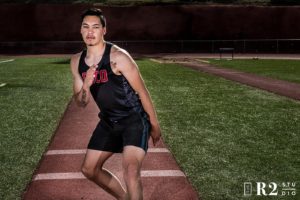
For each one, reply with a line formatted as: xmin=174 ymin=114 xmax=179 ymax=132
xmin=81 ymin=15 xmax=106 ymax=46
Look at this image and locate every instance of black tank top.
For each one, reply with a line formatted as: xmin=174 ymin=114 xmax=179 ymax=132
xmin=78 ymin=42 xmax=144 ymax=121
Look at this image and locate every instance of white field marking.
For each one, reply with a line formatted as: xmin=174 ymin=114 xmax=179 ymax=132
xmin=46 ymin=149 xmax=86 ymax=155
xmin=0 ymin=83 xmax=7 ymax=87
xmin=34 ymin=170 xmax=185 ymax=181
xmin=0 ymin=59 xmax=14 ymax=64
xmin=34 ymin=172 xmax=85 ymax=180
xmin=196 ymin=58 xmax=210 ymax=63
xmin=148 ymin=148 xmax=170 ymax=153
xmin=46 ymin=148 xmax=169 ymax=155
xmin=141 ymin=170 xmax=185 ymax=177
xmin=149 ymin=58 xmax=163 ymax=64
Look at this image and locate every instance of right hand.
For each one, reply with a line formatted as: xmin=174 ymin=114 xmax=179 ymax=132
xmin=83 ymin=64 xmax=98 ymax=88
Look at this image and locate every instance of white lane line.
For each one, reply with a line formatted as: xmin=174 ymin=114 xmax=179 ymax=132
xmin=35 ymin=172 xmax=85 ymax=180
xmin=0 ymin=59 xmax=14 ymax=64
xmin=141 ymin=170 xmax=185 ymax=177
xmin=46 ymin=148 xmax=169 ymax=155
xmin=148 ymin=148 xmax=170 ymax=153
xmin=46 ymin=149 xmax=86 ymax=155
xmin=34 ymin=170 xmax=185 ymax=181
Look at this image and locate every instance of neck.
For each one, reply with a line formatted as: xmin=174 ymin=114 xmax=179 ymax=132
xmin=86 ymin=40 xmax=106 ymax=58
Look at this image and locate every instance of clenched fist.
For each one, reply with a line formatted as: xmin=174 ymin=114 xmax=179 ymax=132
xmin=83 ymin=64 xmax=98 ymax=88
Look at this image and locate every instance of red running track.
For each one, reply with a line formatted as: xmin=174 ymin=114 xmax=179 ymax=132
xmin=22 ymin=99 xmax=199 ymax=200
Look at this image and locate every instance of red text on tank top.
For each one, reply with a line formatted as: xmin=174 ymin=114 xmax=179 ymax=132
xmin=81 ymin=69 xmax=108 ymax=84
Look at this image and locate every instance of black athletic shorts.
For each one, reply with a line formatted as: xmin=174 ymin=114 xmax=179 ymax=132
xmin=87 ymin=111 xmax=151 ymax=153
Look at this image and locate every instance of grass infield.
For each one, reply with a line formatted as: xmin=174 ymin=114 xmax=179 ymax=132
xmin=139 ymin=59 xmax=299 ymax=200
xmin=208 ymin=59 xmax=300 ymax=84
xmin=0 ymin=58 xmax=299 ymax=199
xmin=0 ymin=58 xmax=73 ymax=199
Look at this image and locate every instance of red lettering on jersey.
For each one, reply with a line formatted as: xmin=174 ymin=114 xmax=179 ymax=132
xmin=99 ymin=69 xmax=108 ymax=83
xmin=81 ymin=72 xmax=86 ymax=80
xmin=94 ymin=70 xmax=100 ymax=83
xmin=82 ymin=70 xmax=108 ymax=84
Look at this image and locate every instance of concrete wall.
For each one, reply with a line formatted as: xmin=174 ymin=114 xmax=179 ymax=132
xmin=0 ymin=4 xmax=299 ymax=53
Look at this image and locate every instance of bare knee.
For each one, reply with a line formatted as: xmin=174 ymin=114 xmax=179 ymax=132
xmin=81 ymin=165 xmax=96 ymax=180
xmin=123 ymin=163 xmax=141 ymax=182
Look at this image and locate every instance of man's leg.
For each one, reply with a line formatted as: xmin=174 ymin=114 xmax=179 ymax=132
xmin=82 ymin=149 xmax=127 ymax=200
xmin=122 ymin=146 xmax=146 ymax=200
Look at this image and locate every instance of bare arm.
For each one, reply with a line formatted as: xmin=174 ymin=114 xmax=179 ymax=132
xmin=70 ymin=53 xmax=95 ymax=107
xmin=113 ymin=49 xmax=161 ymax=145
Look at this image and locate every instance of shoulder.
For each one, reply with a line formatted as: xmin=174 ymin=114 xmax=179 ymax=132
xmin=71 ymin=52 xmax=82 ymax=65
xmin=110 ymin=44 xmax=137 ymax=72
xmin=70 ymin=51 xmax=82 ymax=76
xmin=110 ymin=44 xmax=133 ymax=63
xmin=70 ymin=51 xmax=83 ymax=73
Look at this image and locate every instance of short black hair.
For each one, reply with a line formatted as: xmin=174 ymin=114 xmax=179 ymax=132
xmin=81 ymin=8 xmax=106 ymax=27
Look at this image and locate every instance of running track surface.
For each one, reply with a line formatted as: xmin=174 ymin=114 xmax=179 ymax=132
xmin=22 ymin=99 xmax=199 ymax=200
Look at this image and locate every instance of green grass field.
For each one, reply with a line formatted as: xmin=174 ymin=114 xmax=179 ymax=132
xmin=139 ymin=59 xmax=299 ymax=199
xmin=208 ymin=59 xmax=300 ymax=83
xmin=0 ymin=58 xmax=72 ymax=199
xmin=0 ymin=58 xmax=299 ymax=199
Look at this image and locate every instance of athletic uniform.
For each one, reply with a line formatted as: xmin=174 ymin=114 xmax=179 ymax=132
xmin=78 ymin=42 xmax=151 ymax=153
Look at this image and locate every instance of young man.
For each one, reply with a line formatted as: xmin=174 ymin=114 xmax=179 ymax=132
xmin=70 ymin=8 xmax=161 ymax=200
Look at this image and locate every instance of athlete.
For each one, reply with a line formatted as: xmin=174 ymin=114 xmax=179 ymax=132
xmin=70 ymin=8 xmax=161 ymax=200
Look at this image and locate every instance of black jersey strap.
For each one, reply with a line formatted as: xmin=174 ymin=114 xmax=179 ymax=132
xmin=78 ymin=42 xmax=113 ymax=71
xmin=79 ymin=49 xmax=86 ymax=64
xmin=96 ymin=42 xmax=113 ymax=70
xmin=104 ymin=42 xmax=113 ymax=55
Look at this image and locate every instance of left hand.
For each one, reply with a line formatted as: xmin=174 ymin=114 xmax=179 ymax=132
xmin=150 ymin=123 xmax=161 ymax=146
